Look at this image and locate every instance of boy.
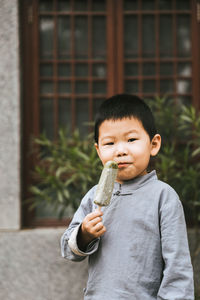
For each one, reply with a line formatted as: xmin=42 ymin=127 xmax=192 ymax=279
xmin=61 ymin=94 xmax=194 ymax=299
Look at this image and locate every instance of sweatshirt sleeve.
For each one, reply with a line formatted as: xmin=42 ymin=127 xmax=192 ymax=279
xmin=60 ymin=186 xmax=100 ymax=262
xmin=157 ymin=187 xmax=194 ymax=300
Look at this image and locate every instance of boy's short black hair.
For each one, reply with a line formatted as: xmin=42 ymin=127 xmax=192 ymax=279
xmin=94 ymin=94 xmax=157 ymax=143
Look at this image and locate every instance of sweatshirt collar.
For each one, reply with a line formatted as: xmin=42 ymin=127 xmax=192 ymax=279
xmin=113 ymin=170 xmax=157 ymax=195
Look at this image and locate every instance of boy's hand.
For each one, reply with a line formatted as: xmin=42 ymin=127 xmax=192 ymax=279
xmin=77 ymin=209 xmax=106 ymax=251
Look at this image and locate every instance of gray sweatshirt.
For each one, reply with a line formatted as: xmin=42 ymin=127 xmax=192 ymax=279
xmin=61 ymin=171 xmax=194 ymax=300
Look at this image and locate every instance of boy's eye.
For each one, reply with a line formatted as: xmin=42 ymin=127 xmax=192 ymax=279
xmin=128 ymin=138 xmax=136 ymax=142
xmin=105 ymin=142 xmax=114 ymax=145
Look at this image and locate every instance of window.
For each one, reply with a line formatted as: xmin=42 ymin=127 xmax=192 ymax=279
xmin=21 ymin=0 xmax=200 ymax=226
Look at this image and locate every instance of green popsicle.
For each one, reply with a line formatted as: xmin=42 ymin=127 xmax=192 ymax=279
xmin=94 ymin=161 xmax=118 ymax=208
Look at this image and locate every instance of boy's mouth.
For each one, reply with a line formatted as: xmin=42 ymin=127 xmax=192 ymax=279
xmin=117 ymin=162 xmax=132 ymax=168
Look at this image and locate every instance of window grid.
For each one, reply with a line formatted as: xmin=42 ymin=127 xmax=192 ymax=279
xmin=122 ymin=0 xmax=192 ymax=103
xmin=39 ymin=0 xmax=109 ymax=139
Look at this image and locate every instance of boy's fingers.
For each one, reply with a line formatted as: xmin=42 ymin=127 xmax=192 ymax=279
xmin=89 ymin=216 xmax=102 ymax=226
xmin=94 ymin=222 xmax=105 ymax=232
xmin=82 ymin=216 xmax=105 ymax=232
xmin=85 ymin=210 xmax=103 ymax=222
xmin=83 ymin=217 xmax=103 ymax=233
xmin=88 ymin=223 xmax=106 ymax=236
xmin=95 ymin=225 xmax=106 ymax=236
xmin=81 ymin=210 xmax=106 ymax=239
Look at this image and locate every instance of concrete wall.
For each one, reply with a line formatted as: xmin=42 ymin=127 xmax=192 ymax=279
xmin=0 ymin=228 xmax=88 ymax=300
xmin=0 ymin=0 xmax=21 ymax=229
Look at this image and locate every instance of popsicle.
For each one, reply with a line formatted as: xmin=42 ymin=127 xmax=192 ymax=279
xmin=94 ymin=161 xmax=118 ymax=209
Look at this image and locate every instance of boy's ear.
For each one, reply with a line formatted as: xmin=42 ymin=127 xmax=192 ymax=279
xmin=94 ymin=143 xmax=100 ymax=157
xmin=150 ymin=134 xmax=161 ymax=157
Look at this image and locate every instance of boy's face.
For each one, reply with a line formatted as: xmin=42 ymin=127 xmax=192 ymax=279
xmin=95 ymin=117 xmax=161 ymax=184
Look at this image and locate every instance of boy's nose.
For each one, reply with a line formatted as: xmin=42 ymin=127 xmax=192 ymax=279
xmin=115 ymin=143 xmax=128 ymax=156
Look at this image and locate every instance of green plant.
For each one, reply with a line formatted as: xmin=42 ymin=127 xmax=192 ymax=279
xmin=179 ymin=105 xmax=200 ymax=157
xmin=148 ymin=98 xmax=200 ymax=227
xmin=29 ymin=129 xmax=102 ymax=218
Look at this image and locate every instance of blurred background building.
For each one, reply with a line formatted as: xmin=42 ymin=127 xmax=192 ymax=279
xmin=0 ymin=0 xmax=199 ymax=299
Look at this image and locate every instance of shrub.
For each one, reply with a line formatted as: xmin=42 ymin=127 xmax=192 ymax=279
xmin=29 ymin=129 xmax=102 ymax=218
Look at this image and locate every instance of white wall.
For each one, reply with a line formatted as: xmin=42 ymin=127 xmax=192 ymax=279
xmin=0 ymin=0 xmax=21 ymax=229
xmin=0 ymin=228 xmax=88 ymax=300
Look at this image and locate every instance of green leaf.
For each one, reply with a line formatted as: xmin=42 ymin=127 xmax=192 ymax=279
xmin=63 ymin=189 xmax=70 ymax=199
xmin=30 ymin=186 xmax=42 ymax=195
xmin=192 ymin=147 xmax=200 ymax=157
xmin=57 ymin=191 xmax=63 ymax=203
xmin=55 ymin=166 xmax=67 ymax=178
